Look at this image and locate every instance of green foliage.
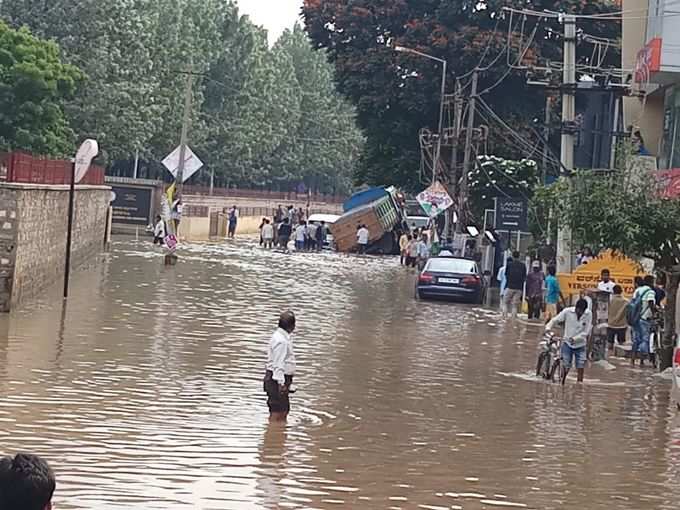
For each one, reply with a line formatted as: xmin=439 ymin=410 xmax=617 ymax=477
xmin=469 ymin=155 xmax=539 ymax=215
xmin=1 ymin=1 xmax=363 ymax=193
xmin=0 ymin=21 xmax=80 ymax=155
xmin=538 ymin=167 xmax=680 ymax=365
xmin=303 ymin=0 xmax=621 ymax=191
xmin=538 ymin=170 xmax=680 ymax=269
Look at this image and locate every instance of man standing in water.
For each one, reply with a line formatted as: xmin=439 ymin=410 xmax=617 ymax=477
xmin=545 ymin=298 xmax=592 ymax=384
xmin=264 ymin=311 xmax=296 ymax=422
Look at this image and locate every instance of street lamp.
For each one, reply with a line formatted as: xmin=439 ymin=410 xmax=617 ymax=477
xmin=394 ymin=45 xmax=447 ymax=185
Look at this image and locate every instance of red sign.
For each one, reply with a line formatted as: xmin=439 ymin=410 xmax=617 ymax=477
xmin=634 ymin=38 xmax=662 ymax=83
xmin=657 ymin=168 xmax=680 ymax=198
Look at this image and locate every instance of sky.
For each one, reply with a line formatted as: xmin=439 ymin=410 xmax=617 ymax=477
xmin=238 ymin=0 xmax=304 ymax=43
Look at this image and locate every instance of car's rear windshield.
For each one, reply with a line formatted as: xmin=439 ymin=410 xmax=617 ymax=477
xmin=426 ymin=258 xmax=477 ymax=273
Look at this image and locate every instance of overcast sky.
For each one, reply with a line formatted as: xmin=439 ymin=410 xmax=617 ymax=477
xmin=239 ymin=0 xmax=303 ymax=43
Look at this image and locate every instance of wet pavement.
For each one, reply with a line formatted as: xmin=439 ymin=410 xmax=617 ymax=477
xmin=1 ymin=238 xmax=680 ymax=509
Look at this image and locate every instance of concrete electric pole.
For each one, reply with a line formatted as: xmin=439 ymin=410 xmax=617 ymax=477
xmin=458 ymin=69 xmax=479 ymax=233
xmin=556 ymin=14 xmax=576 ymax=275
xmin=176 ymin=71 xmax=194 ymax=196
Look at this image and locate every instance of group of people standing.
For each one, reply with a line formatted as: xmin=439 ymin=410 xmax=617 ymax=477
xmin=260 ymin=205 xmax=327 ymax=252
xmin=398 ymin=230 xmax=431 ymax=269
xmin=499 ymin=251 xmax=667 ymax=378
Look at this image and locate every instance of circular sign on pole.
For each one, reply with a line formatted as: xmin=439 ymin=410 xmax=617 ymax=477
xmin=74 ymin=139 xmax=99 ymax=183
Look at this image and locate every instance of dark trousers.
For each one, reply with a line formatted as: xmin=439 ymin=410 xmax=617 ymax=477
xmin=607 ymin=327 xmax=627 ymax=346
xmin=527 ymin=295 xmax=543 ymax=319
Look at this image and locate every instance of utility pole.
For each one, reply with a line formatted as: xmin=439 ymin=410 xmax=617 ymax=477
xmin=434 ymin=59 xmax=447 ymax=183
xmin=133 ymin=149 xmax=139 ymax=179
xmin=458 ymin=69 xmax=479 ymax=233
xmin=541 ymin=95 xmax=552 ymax=185
xmin=447 ymin=80 xmax=463 ymax=239
xmin=556 ymin=14 xmax=576 ymax=275
xmin=176 ymin=71 xmax=194 ymax=196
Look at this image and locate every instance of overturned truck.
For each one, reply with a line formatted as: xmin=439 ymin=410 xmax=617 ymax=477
xmin=330 ymin=186 xmax=407 ymax=254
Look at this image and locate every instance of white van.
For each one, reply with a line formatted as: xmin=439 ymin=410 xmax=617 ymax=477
xmin=308 ymin=213 xmax=340 ymax=249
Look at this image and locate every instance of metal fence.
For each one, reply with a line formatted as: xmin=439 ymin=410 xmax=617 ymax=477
xmin=182 ymin=184 xmax=345 ymax=204
xmin=1 ymin=151 xmax=105 ymax=185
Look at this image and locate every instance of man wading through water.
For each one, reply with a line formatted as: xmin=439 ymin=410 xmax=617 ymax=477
xmin=545 ymin=298 xmax=592 ymax=384
xmin=264 ymin=311 xmax=296 ymax=422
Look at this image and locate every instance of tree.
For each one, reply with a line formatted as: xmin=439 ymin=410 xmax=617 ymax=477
xmin=0 ymin=21 xmax=81 ymax=155
xmin=540 ymin=168 xmax=680 ymax=370
xmin=1 ymin=0 xmax=223 ymax=162
xmin=303 ymin=0 xmax=621 ymax=192
xmin=1 ymin=0 xmax=364 ymax=192
xmin=266 ymin=25 xmax=363 ymax=193
xmin=469 ymin=155 xmax=539 ymax=218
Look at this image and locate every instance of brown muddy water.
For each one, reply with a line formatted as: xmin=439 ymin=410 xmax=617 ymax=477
xmin=1 ymin=238 xmax=680 ymax=509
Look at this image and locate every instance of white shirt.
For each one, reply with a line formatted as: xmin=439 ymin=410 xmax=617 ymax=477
xmin=407 ymin=241 xmax=418 ymax=258
xmin=295 ymin=225 xmax=307 ymax=242
xmin=357 ymin=227 xmax=369 ymax=245
xmin=154 ymin=220 xmax=165 ymax=238
xmin=597 ymin=280 xmax=615 ymax=293
xmin=262 ymin=224 xmax=274 ymax=239
xmin=266 ymin=328 xmax=296 ymax=385
xmin=546 ymin=307 xmax=593 ymax=349
xmin=307 ymin=223 xmax=318 ymax=238
xmin=416 ymin=240 xmax=429 ymax=258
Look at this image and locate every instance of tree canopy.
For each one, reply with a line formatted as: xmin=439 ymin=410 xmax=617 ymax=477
xmin=0 ymin=20 xmax=80 ymax=155
xmin=303 ymin=0 xmax=621 ymax=191
xmin=538 ymin=167 xmax=680 ymax=368
xmin=0 ymin=1 xmax=363 ymax=193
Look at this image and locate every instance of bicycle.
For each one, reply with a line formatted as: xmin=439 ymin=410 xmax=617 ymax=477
xmin=649 ymin=309 xmax=664 ymax=369
xmin=536 ymin=332 xmax=563 ymax=383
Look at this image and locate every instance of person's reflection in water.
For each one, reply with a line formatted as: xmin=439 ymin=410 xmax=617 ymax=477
xmin=256 ymin=422 xmax=288 ymax=507
xmin=263 ymin=311 xmax=296 ymax=422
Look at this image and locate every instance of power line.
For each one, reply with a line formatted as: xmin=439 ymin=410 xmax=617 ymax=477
xmin=477 ymin=18 xmax=542 ymax=97
xmin=474 ymin=98 xmax=564 ymax=170
xmin=503 ymin=5 xmax=680 ymax=21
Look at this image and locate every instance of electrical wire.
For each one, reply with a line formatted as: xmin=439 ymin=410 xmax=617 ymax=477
xmin=503 ymin=5 xmax=680 ymax=21
xmin=457 ymin=12 xmax=506 ymax=80
xmin=475 ymin=98 xmax=562 ymax=168
xmin=477 ymin=19 xmax=541 ymax=97
xmin=475 ymin=106 xmax=557 ymax=171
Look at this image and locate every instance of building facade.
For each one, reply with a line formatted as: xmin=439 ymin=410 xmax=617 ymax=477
xmin=625 ymin=0 xmax=680 ymax=169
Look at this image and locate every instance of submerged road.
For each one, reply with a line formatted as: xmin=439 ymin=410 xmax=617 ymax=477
xmin=1 ymin=238 xmax=679 ymax=509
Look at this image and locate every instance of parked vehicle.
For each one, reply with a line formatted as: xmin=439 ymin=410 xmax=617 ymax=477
xmin=672 ymin=333 xmax=680 ymax=410
xmin=331 ymin=186 xmax=406 ymax=254
xmin=404 ymin=199 xmax=430 ymax=231
xmin=416 ymin=256 xmax=487 ymax=303
xmin=308 ymin=213 xmax=339 ymax=248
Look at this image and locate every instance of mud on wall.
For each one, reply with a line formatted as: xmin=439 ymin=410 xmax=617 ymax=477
xmin=0 ymin=183 xmax=110 ymax=311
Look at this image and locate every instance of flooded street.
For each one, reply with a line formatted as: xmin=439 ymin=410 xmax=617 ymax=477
xmin=2 ymin=238 xmax=680 ymax=509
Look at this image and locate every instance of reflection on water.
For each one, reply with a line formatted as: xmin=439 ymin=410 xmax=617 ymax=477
xmin=1 ymin=238 xmax=680 ymax=509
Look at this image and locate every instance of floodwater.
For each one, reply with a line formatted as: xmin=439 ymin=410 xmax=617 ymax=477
xmin=1 ymin=239 xmax=680 ymax=510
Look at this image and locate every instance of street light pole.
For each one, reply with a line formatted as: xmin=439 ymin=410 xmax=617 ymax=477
xmin=434 ymin=59 xmax=447 ymax=183
xmin=394 ymin=46 xmax=447 ymax=184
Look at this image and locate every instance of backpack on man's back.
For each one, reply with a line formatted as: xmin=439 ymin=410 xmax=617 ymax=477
xmin=626 ymin=288 xmax=652 ymax=326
